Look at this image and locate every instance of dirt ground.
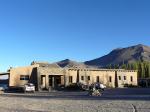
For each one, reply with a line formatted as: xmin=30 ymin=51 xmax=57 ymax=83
xmin=0 ymin=88 xmax=150 ymax=112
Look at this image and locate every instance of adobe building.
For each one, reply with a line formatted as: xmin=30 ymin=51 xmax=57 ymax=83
xmin=8 ymin=62 xmax=138 ymax=91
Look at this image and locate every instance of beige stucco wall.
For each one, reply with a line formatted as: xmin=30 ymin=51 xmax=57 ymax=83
xmin=37 ymin=67 xmax=65 ymax=88
xmin=78 ymin=70 xmax=91 ymax=85
xmin=78 ymin=70 xmax=116 ymax=87
xmin=65 ymin=69 xmax=137 ymax=88
xmin=38 ymin=67 xmax=65 ymax=76
xmin=9 ymin=65 xmax=39 ymax=87
xmin=9 ymin=64 xmax=138 ymax=89
xmin=66 ymin=69 xmax=77 ymax=85
xmin=117 ymin=70 xmax=138 ymax=88
xmin=90 ymin=70 xmax=116 ymax=88
xmin=65 ymin=69 xmax=116 ymax=87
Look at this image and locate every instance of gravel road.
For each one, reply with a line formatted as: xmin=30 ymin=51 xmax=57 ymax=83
xmin=0 ymin=95 xmax=149 ymax=112
xmin=0 ymin=88 xmax=150 ymax=112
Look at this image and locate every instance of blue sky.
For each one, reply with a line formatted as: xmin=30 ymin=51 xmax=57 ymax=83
xmin=0 ymin=0 xmax=150 ymax=71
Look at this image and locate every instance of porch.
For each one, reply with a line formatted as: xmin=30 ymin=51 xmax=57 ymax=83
xmin=38 ymin=75 xmax=65 ymax=91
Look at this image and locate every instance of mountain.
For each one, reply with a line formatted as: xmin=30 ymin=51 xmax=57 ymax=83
xmin=56 ymin=59 xmax=93 ymax=68
xmin=31 ymin=61 xmax=61 ymax=68
xmin=84 ymin=44 xmax=150 ymax=67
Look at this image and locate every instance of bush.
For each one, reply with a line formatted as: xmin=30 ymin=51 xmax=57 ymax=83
xmin=65 ymin=83 xmax=81 ymax=91
xmin=124 ymin=84 xmax=138 ymax=88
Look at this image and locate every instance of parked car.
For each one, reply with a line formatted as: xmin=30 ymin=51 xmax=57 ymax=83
xmin=0 ymin=84 xmax=8 ymax=91
xmin=99 ymin=83 xmax=106 ymax=90
xmin=24 ymin=83 xmax=35 ymax=93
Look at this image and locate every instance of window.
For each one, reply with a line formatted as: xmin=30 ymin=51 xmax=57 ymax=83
xmin=69 ymin=76 xmax=73 ymax=83
xmin=118 ymin=76 xmax=121 ymax=80
xmin=109 ymin=76 xmax=112 ymax=82
xmin=96 ymin=76 xmax=99 ymax=82
xmin=88 ymin=76 xmax=90 ymax=81
xmin=131 ymin=76 xmax=133 ymax=82
xmin=124 ymin=76 xmax=126 ymax=80
xmin=20 ymin=75 xmax=29 ymax=80
xmin=81 ymin=76 xmax=84 ymax=80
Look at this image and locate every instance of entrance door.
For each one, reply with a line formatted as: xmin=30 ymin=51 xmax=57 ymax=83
xmin=55 ymin=76 xmax=61 ymax=86
xmin=49 ymin=75 xmax=61 ymax=90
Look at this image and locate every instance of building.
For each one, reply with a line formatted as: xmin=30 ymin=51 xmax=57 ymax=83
xmin=8 ymin=62 xmax=138 ymax=91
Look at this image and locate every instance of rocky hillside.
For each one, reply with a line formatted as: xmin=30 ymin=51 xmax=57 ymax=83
xmin=56 ymin=59 xmax=87 ymax=68
xmin=84 ymin=44 xmax=150 ymax=67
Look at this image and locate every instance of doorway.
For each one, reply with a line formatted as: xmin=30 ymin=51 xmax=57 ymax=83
xmin=49 ymin=75 xmax=62 ymax=91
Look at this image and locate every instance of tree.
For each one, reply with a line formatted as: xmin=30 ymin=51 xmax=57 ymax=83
xmin=121 ymin=64 xmax=126 ymax=69
xmin=148 ymin=63 xmax=150 ymax=78
xmin=107 ymin=64 xmax=112 ymax=69
xmin=106 ymin=61 xmax=150 ymax=79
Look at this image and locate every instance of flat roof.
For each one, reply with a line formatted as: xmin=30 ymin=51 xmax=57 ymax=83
xmin=67 ymin=68 xmax=137 ymax=72
xmin=0 ymin=72 xmax=10 ymax=75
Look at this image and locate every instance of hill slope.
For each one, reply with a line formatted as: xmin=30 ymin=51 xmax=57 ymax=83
xmin=56 ymin=59 xmax=88 ymax=68
xmin=84 ymin=44 xmax=150 ymax=67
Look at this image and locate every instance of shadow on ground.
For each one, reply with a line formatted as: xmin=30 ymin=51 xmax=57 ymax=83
xmin=2 ymin=88 xmax=150 ymax=101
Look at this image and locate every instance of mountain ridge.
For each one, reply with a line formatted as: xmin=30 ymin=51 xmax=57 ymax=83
xmin=55 ymin=44 xmax=150 ymax=68
xmin=84 ymin=44 xmax=150 ymax=67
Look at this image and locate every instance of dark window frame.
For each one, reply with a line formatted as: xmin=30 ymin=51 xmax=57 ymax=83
xmin=88 ymin=76 xmax=90 ymax=81
xmin=130 ymin=76 xmax=133 ymax=82
xmin=20 ymin=75 xmax=29 ymax=80
xmin=109 ymin=76 xmax=112 ymax=82
xmin=118 ymin=76 xmax=121 ymax=80
xmin=124 ymin=76 xmax=126 ymax=80
xmin=81 ymin=76 xmax=84 ymax=80
xmin=96 ymin=76 xmax=100 ymax=82
xmin=69 ymin=76 xmax=73 ymax=83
